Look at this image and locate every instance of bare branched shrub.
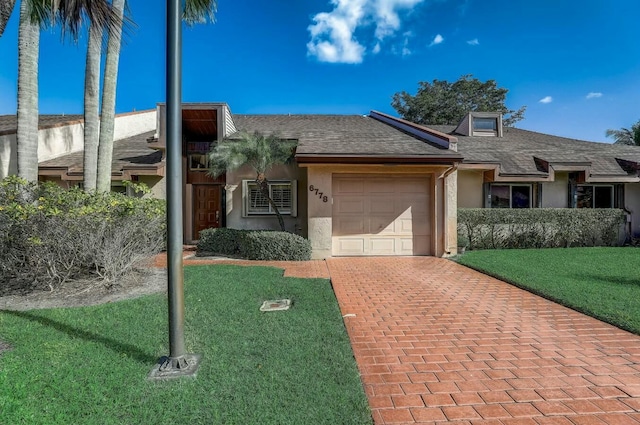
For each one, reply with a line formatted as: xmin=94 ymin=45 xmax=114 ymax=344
xmin=0 ymin=177 xmax=165 ymax=295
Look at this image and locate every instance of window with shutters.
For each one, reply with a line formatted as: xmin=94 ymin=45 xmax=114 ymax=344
xmin=243 ymin=180 xmax=296 ymax=215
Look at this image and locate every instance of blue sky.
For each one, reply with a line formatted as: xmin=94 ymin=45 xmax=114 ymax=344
xmin=0 ymin=0 xmax=639 ymax=143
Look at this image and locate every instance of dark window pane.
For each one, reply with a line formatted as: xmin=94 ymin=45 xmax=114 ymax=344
xmin=576 ymin=186 xmax=593 ymax=208
xmin=473 ymin=117 xmax=497 ymax=130
xmin=189 ymin=154 xmax=209 ymax=170
xmin=594 ymin=186 xmax=613 ymax=208
xmin=490 ymin=185 xmax=510 ymax=208
xmin=511 ymin=186 xmax=530 ymax=208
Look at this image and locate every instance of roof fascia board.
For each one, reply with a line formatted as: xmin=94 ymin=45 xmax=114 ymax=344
xmin=295 ymin=154 xmax=460 ymax=165
xmin=369 ymin=111 xmax=458 ymax=151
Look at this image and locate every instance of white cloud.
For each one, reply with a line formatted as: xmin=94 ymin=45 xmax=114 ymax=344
xmin=539 ymin=96 xmax=553 ymax=104
xmin=402 ymin=39 xmax=411 ymax=56
xmin=429 ymin=33 xmax=444 ymax=46
xmin=466 ymin=38 xmax=479 ymax=45
xmin=307 ymin=0 xmax=426 ymax=63
xmin=586 ymin=92 xmax=603 ymax=99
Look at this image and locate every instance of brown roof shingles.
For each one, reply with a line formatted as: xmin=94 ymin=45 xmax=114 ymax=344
xmin=429 ymin=125 xmax=640 ymax=178
xmin=232 ymin=114 xmax=461 ymax=160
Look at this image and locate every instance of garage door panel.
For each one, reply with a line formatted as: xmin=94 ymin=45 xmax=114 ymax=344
xmin=370 ymin=198 xmax=395 ymax=214
xmin=369 ymin=216 xmax=398 ymax=234
xmin=333 ymin=175 xmax=431 ymax=256
xmin=367 ymin=179 xmax=395 ymax=194
xmin=334 ymin=217 xmax=365 ymax=235
xmin=335 ymin=197 xmax=364 ymax=214
xmin=336 ymin=179 xmax=364 ymax=193
xmin=369 ymin=238 xmax=397 ymax=255
xmin=333 ymin=238 xmax=365 ymax=255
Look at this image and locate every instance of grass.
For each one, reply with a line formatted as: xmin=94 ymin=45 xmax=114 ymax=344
xmin=0 ymin=265 xmax=372 ymax=425
xmin=457 ymin=247 xmax=640 ymax=335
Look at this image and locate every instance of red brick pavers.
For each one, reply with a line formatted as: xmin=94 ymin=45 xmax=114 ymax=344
xmin=327 ymin=257 xmax=640 ymax=425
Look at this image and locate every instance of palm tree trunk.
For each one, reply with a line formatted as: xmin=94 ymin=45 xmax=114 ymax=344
xmin=16 ymin=0 xmax=40 ymax=183
xmin=0 ymin=0 xmax=15 ymax=37
xmin=96 ymin=0 xmax=124 ymax=193
xmin=256 ymin=177 xmax=286 ymax=232
xmin=82 ymin=24 xmax=102 ymax=191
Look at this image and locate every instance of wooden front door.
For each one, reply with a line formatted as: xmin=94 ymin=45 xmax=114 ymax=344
xmin=193 ymin=185 xmax=222 ymax=239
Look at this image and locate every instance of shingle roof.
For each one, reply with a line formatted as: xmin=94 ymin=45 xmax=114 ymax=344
xmin=0 ymin=114 xmax=84 ymax=135
xmin=429 ymin=125 xmax=640 ymax=177
xmin=38 ymin=131 xmax=162 ymax=176
xmin=231 ymin=114 xmax=461 ymax=161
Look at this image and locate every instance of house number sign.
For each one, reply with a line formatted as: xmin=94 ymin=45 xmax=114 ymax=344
xmin=309 ymin=185 xmax=328 ymax=202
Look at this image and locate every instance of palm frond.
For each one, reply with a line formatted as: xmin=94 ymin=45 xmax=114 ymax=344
xmin=208 ymin=131 xmax=297 ymax=178
xmin=0 ymin=0 xmax=17 ymax=37
xmin=27 ymin=0 xmax=128 ymax=43
xmin=183 ymin=0 xmax=216 ymax=25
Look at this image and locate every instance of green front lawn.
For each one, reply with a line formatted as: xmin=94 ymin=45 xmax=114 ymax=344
xmin=457 ymin=247 xmax=640 ymax=335
xmin=0 ymin=265 xmax=372 ymax=425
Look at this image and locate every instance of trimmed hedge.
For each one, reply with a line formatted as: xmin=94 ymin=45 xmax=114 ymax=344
xmin=458 ymin=208 xmax=626 ymax=250
xmin=197 ymin=228 xmax=312 ymax=261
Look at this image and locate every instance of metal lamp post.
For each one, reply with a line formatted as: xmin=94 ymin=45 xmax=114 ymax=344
xmin=149 ymin=0 xmax=201 ymax=380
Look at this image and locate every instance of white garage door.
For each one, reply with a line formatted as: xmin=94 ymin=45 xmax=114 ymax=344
xmin=332 ymin=175 xmax=431 ymax=256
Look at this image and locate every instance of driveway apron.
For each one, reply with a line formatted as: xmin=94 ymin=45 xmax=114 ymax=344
xmin=327 ymin=257 xmax=640 ymax=425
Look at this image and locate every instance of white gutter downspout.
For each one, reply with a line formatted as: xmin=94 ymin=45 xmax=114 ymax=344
xmin=439 ymin=163 xmax=459 ymax=257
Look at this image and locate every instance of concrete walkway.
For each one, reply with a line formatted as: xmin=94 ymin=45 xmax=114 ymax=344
xmin=327 ymin=257 xmax=640 ymax=425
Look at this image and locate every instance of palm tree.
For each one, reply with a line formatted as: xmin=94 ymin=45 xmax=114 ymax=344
xmin=16 ymin=0 xmax=40 ymax=183
xmin=95 ymin=0 xmax=125 ymax=193
xmin=606 ymin=121 xmax=640 ymax=146
xmin=82 ymin=24 xmax=103 ymax=191
xmin=85 ymin=0 xmax=217 ymax=193
xmin=12 ymin=0 xmax=120 ymax=183
xmin=208 ymin=131 xmax=297 ymax=232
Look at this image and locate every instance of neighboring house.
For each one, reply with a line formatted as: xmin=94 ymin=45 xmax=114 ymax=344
xmin=429 ymin=112 xmax=640 ymax=238
xmin=3 ymin=104 xmax=640 ymax=258
xmin=0 ymin=110 xmax=159 ymax=194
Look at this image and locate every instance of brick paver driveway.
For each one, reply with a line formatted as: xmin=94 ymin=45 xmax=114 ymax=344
xmin=327 ymin=257 xmax=640 ymax=425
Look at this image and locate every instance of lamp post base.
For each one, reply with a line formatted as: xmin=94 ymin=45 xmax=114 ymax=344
xmin=148 ymin=353 xmax=202 ymax=380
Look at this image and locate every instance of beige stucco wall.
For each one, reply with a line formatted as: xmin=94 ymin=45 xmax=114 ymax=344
xmin=113 ymin=110 xmax=157 ymax=141
xmin=457 ymin=170 xmax=484 ymax=208
xmin=225 ymin=163 xmax=307 ymax=235
xmin=541 ymin=172 xmax=568 ymax=207
xmin=303 ymin=164 xmax=457 ymax=259
xmin=138 ymin=175 xmax=165 ymax=199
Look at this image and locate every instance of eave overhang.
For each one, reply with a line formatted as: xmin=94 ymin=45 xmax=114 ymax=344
xmin=38 ymin=163 xmax=165 ymax=181
xmin=295 ymin=153 xmax=462 ymax=165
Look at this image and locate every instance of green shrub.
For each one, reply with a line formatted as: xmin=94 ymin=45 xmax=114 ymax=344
xmin=197 ymin=227 xmax=245 ymax=256
xmin=0 ymin=176 xmax=166 ymax=294
xmin=239 ymin=231 xmax=311 ymax=261
xmin=458 ymin=208 xmax=625 ymax=250
xmin=197 ymin=228 xmax=312 ymax=261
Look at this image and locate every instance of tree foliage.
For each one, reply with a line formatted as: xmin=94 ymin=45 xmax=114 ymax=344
xmin=391 ymin=74 xmax=526 ymax=127
xmin=208 ymin=131 xmax=297 ymax=232
xmin=606 ymin=120 xmax=640 ymax=146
